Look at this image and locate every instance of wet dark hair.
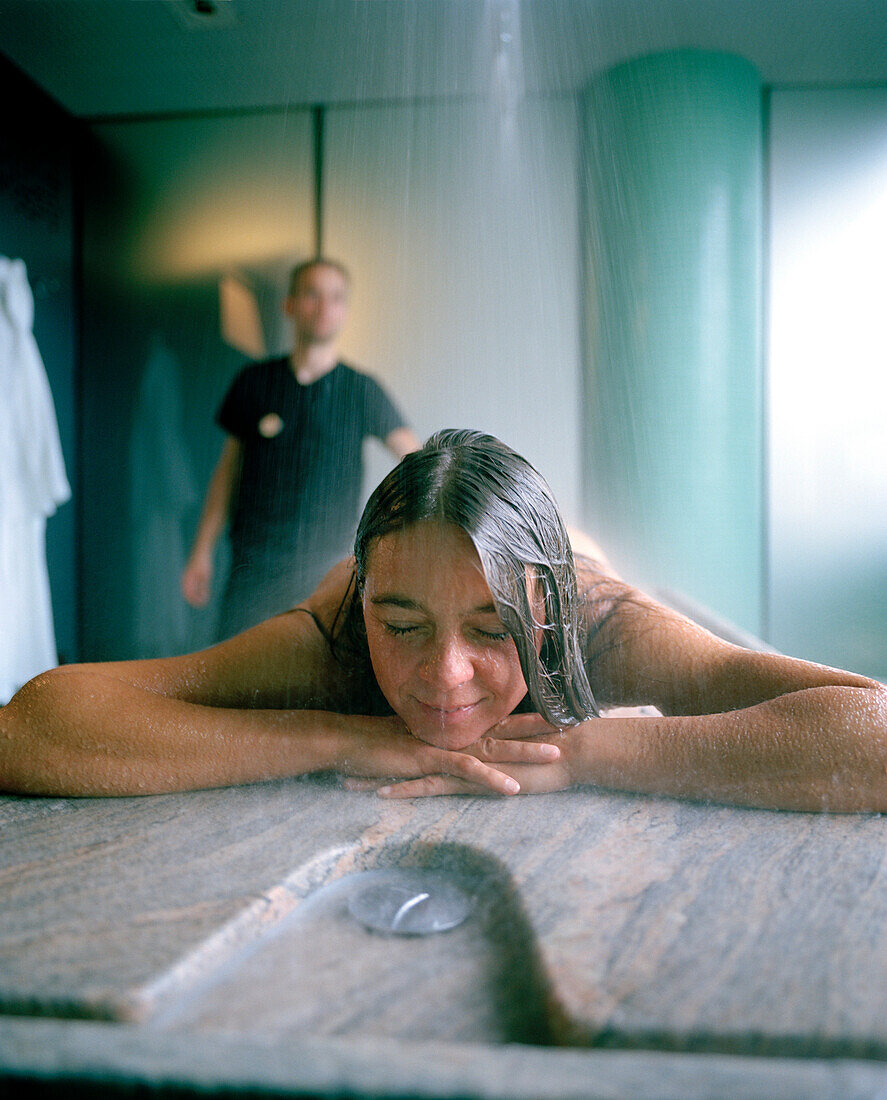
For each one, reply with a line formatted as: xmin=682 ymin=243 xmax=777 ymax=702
xmin=352 ymin=429 xmax=598 ymax=726
xmin=288 ymin=257 xmax=351 ymax=295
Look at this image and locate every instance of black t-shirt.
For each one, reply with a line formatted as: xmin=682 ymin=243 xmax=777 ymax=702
xmin=216 ymin=358 xmax=405 ymax=554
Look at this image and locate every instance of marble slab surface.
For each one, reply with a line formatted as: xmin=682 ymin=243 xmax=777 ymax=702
xmin=3 ymin=774 xmax=887 ymax=1093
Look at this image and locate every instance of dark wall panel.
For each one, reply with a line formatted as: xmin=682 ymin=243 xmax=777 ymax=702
xmin=80 ymin=112 xmax=313 ymax=660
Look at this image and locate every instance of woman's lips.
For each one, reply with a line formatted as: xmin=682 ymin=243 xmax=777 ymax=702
xmin=413 ymin=698 xmax=481 ymax=721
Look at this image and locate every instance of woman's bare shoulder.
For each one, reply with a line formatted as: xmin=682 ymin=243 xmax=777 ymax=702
xmin=572 ymin=554 xmax=713 ymax=708
xmin=298 ymin=557 xmax=359 ymax=636
xmin=567 ymin=526 xmax=610 ymax=568
xmin=573 ymin=552 xmax=635 ymax=621
xmin=118 ymin=559 xmax=360 ymax=710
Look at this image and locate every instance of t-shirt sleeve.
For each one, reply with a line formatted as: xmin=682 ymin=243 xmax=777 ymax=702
xmin=361 ymin=375 xmax=408 ymax=441
xmin=215 ymin=367 xmax=252 ymax=440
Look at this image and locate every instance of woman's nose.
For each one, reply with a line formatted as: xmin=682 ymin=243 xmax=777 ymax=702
xmin=419 ymin=636 xmax=474 ymax=688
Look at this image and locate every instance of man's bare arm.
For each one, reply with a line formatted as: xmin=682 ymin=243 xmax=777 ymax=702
xmin=385 ymin=426 xmax=421 ymax=459
xmin=182 ymin=437 xmax=241 ymax=607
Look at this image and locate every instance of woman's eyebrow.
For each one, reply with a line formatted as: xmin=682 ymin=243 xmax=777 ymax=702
xmin=369 ymin=594 xmax=424 ymax=610
xmin=369 ymin=594 xmax=500 ymax=616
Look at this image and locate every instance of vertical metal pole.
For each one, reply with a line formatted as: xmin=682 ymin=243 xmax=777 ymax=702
xmin=312 ymin=104 xmax=324 ymax=257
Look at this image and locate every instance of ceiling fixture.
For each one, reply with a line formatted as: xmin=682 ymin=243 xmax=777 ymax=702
xmin=162 ymin=0 xmax=237 ymax=31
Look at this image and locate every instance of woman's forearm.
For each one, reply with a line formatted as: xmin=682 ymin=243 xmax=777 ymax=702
xmin=0 ymin=666 xmax=351 ymax=796
xmin=0 ymin=666 xmax=530 ymax=799
xmin=571 ymin=684 xmax=887 ymax=812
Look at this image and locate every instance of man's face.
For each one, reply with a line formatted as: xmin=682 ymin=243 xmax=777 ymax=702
xmin=285 ymin=264 xmax=349 ymax=343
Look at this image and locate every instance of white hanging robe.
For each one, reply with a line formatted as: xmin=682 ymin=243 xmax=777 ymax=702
xmin=0 ymin=257 xmax=71 ymax=704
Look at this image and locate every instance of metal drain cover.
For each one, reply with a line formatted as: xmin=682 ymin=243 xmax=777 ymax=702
xmin=347 ymin=870 xmax=474 ymax=935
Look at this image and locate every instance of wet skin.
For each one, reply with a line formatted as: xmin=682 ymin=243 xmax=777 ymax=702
xmin=362 ymin=521 xmax=534 ymax=750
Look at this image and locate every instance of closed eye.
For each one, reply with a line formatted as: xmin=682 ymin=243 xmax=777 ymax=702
xmin=383 ymin=622 xmax=422 ymax=636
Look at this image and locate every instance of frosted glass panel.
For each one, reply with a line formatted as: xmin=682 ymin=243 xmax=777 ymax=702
xmin=768 ymin=89 xmax=887 ymax=677
xmin=324 ymin=97 xmax=582 ymax=522
xmin=582 ymin=52 xmax=763 ymax=635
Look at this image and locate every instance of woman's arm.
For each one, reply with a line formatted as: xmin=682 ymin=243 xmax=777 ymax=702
xmin=570 ymin=579 xmax=887 ymax=810
xmin=0 ymin=563 xmax=532 ymax=797
xmin=0 ymin=668 xmax=526 ymax=797
xmin=562 ymin=683 xmax=887 ymax=811
xmin=378 ymin=576 xmax=887 ymax=811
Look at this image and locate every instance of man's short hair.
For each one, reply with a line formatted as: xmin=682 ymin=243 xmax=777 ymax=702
xmin=288 ymin=258 xmax=351 ymax=296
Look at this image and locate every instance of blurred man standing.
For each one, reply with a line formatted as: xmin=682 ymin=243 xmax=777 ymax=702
xmin=182 ymin=259 xmax=418 ymax=638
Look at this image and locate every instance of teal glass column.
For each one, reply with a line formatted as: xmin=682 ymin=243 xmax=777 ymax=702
xmin=581 ymin=51 xmax=763 ymax=634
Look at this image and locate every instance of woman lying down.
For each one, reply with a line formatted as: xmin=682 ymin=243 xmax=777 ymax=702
xmin=3 ymin=430 xmax=885 ymax=810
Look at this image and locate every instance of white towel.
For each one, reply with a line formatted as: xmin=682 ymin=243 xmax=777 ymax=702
xmin=0 ymin=257 xmax=71 ymax=702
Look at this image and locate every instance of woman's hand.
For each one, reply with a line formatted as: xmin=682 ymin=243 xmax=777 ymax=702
xmin=337 ymin=714 xmax=560 ymax=796
xmin=342 ymin=713 xmax=577 ymax=798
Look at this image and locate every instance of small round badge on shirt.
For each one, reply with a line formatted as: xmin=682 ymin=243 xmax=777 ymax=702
xmin=258 ymin=413 xmax=284 ymax=438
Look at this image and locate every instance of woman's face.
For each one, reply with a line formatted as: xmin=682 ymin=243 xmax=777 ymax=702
xmin=362 ymin=520 xmax=531 ymax=750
